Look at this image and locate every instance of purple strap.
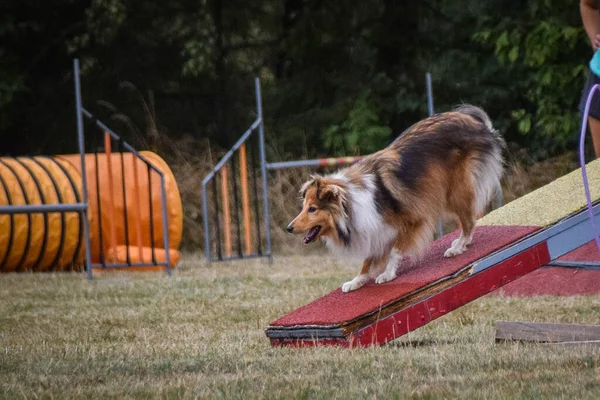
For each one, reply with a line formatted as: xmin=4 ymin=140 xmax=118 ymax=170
xmin=579 ymin=83 xmax=600 ymax=252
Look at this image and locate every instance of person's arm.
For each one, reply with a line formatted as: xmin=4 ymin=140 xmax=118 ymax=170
xmin=581 ymin=0 xmax=600 ymax=50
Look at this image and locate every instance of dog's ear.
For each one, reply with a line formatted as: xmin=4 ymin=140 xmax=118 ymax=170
xmin=299 ymin=175 xmax=320 ymax=199
xmin=317 ymin=181 xmax=344 ymax=202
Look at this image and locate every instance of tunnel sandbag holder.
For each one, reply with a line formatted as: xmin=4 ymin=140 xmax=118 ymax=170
xmin=71 ymin=59 xmax=177 ymax=278
xmin=0 ymin=59 xmax=181 ymax=278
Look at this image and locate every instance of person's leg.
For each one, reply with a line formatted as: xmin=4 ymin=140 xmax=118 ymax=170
xmin=589 ymin=116 xmax=600 ymax=158
xmin=581 ymin=72 xmax=600 ymax=158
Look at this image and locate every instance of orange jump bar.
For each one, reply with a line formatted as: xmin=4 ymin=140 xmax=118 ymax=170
xmin=104 ymin=132 xmax=117 ymax=249
xmin=131 ymin=155 xmax=144 ymax=260
xmin=220 ymin=166 xmax=232 ymax=258
xmin=239 ymin=144 xmax=252 ymax=255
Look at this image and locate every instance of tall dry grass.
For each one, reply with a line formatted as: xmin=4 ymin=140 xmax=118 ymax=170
xmin=501 ymin=146 xmax=579 ymax=204
xmin=156 ymin=135 xmax=216 ymax=252
xmin=160 ymin=136 xmax=581 ymax=257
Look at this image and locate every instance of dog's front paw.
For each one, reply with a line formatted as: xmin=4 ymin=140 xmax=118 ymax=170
xmin=375 ymin=270 xmax=397 ymax=285
xmin=341 ymin=278 xmax=365 ymax=293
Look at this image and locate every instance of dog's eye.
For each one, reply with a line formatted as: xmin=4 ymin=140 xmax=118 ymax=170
xmin=308 ymin=206 xmax=317 ymax=213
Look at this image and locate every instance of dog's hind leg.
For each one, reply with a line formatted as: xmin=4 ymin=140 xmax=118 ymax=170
xmin=444 ymin=210 xmax=475 ymax=258
xmin=444 ymin=171 xmax=477 ymax=258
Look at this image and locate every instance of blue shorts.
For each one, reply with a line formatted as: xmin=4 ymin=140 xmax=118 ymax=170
xmin=579 ymin=72 xmax=600 ymax=120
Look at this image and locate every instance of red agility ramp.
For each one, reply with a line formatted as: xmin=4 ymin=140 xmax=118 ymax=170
xmin=499 ymin=239 xmax=600 ymax=297
xmin=266 ymin=200 xmax=600 ymax=347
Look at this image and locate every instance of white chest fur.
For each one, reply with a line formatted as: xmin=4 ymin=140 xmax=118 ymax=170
xmin=323 ymin=174 xmax=397 ymax=259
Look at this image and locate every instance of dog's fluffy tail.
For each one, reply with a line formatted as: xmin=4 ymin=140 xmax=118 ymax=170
xmin=454 ymin=104 xmax=506 ymax=149
xmin=454 ymin=104 xmax=505 ymax=215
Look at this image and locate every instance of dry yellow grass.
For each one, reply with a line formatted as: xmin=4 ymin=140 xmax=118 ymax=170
xmin=1 ymin=253 xmax=600 ymax=399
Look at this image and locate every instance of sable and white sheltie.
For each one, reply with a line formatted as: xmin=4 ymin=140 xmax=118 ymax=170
xmin=286 ymin=105 xmax=505 ymax=293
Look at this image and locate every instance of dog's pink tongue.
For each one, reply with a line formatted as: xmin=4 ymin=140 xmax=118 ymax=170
xmin=303 ymin=226 xmax=320 ymax=244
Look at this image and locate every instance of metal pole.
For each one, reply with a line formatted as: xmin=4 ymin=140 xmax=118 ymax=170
xmin=266 ymin=156 xmax=362 ymax=170
xmin=201 ymin=119 xmax=260 ymax=185
xmin=147 ymin=164 xmax=157 ymax=264
xmin=255 ymin=78 xmax=272 ymax=263
xmin=159 ymin=174 xmax=172 ymax=276
xmin=0 ymin=204 xmax=87 ymax=214
xmin=73 ymin=59 xmax=94 ymax=280
xmin=426 ymin=72 xmax=443 ymax=239
xmin=426 ymin=72 xmax=434 ymax=117
xmin=496 ymin=186 xmax=504 ymax=209
xmin=202 ymin=181 xmax=211 ymax=262
xmin=83 ymin=108 xmax=164 ymax=174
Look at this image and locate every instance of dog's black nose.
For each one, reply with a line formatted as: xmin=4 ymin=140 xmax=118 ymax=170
xmin=286 ymin=224 xmax=294 ymax=233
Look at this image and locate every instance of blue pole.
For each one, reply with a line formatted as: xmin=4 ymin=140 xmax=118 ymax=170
xmin=426 ymin=72 xmax=434 ymax=117
xmin=426 ymin=72 xmax=443 ymax=239
xmin=201 ymin=119 xmax=260 ymax=185
xmin=73 ymin=59 xmax=94 ymax=280
xmin=0 ymin=204 xmax=87 ymax=214
xmin=202 ymin=181 xmax=211 ymax=262
xmin=255 ymin=78 xmax=272 ymax=263
xmin=159 ymin=174 xmax=172 ymax=276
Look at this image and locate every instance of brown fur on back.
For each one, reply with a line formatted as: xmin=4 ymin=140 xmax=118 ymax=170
xmin=344 ymin=111 xmax=500 ymax=244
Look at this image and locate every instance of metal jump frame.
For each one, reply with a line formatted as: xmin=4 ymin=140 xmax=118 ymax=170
xmin=202 ymin=78 xmax=272 ymax=263
xmin=0 ymin=59 xmax=172 ymax=278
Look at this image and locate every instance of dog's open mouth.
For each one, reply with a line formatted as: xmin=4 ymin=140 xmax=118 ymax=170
xmin=303 ymin=226 xmax=322 ymax=244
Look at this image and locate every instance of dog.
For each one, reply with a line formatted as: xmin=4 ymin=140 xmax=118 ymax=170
xmin=286 ymin=105 xmax=505 ymax=293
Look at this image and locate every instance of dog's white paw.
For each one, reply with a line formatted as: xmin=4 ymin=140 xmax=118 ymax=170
xmin=375 ymin=270 xmax=397 ymax=285
xmin=341 ymin=278 xmax=364 ymax=293
xmin=444 ymin=245 xmax=466 ymax=258
xmin=444 ymin=234 xmax=473 ymax=257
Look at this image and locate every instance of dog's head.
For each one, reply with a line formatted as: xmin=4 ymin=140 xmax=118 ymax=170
xmin=286 ymin=175 xmax=350 ymax=246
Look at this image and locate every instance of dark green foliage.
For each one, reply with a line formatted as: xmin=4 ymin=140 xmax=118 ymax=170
xmin=472 ymin=0 xmax=589 ymax=158
xmin=0 ymin=0 xmax=592 ymax=160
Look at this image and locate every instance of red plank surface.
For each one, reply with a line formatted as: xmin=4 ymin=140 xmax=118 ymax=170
xmin=496 ymin=239 xmax=600 ymax=297
xmin=270 ymin=225 xmax=539 ymax=328
xmin=557 ymin=240 xmax=600 ymax=261
xmin=270 ymin=241 xmax=551 ymax=347
xmin=351 ymin=242 xmax=550 ymax=346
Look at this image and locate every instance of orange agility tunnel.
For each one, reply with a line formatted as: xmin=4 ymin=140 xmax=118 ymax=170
xmin=0 ymin=151 xmax=182 ymax=272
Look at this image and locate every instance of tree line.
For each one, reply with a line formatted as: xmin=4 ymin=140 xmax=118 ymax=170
xmin=0 ymin=0 xmax=589 ymax=160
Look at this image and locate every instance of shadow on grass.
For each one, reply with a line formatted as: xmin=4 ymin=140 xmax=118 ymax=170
xmin=387 ymin=337 xmax=463 ymax=348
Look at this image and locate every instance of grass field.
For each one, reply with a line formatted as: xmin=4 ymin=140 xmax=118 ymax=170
xmin=2 ymin=253 xmax=600 ymax=399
